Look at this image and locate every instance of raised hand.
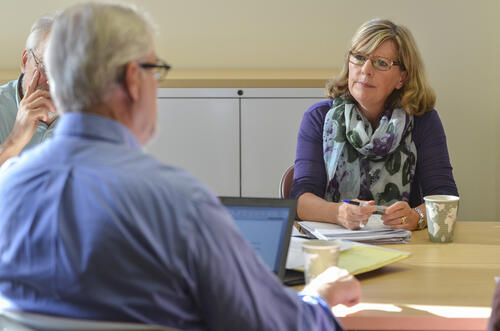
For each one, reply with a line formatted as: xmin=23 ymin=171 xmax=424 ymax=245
xmin=8 ymin=70 xmax=56 ymax=148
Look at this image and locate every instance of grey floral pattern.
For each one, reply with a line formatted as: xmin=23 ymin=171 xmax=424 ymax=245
xmin=323 ymin=96 xmax=417 ymax=205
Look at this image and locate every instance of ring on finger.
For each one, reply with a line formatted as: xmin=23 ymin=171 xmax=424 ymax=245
xmin=401 ymin=216 xmax=407 ymax=224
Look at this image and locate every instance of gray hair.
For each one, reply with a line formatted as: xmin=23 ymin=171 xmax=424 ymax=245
xmin=45 ymin=3 xmax=155 ymax=113
xmin=25 ymin=16 xmax=53 ymax=51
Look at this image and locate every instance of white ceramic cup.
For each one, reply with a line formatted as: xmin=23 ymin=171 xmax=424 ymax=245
xmin=302 ymin=240 xmax=340 ymax=284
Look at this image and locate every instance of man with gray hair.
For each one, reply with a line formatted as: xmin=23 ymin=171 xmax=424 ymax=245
xmin=0 ymin=3 xmax=360 ymax=330
xmin=0 ymin=16 xmax=57 ymax=166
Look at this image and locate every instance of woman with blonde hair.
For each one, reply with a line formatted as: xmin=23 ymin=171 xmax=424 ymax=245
xmin=291 ymin=18 xmax=458 ymax=230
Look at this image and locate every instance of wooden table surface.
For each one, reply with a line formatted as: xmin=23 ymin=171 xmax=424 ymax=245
xmin=334 ymin=221 xmax=500 ymax=330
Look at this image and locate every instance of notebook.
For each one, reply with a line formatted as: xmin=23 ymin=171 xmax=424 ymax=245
xmin=219 ymin=197 xmax=296 ymax=282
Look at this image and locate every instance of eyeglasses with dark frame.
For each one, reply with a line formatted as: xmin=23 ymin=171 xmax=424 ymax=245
xmin=139 ymin=59 xmax=171 ymax=81
xmin=349 ymin=51 xmax=404 ymax=71
xmin=28 ymin=49 xmax=46 ymax=73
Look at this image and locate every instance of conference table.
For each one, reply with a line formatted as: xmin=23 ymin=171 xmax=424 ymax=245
xmin=321 ymin=221 xmax=500 ymax=331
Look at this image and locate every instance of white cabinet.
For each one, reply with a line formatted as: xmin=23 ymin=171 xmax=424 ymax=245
xmin=145 ymin=88 xmax=324 ymax=197
xmin=146 ymin=95 xmax=240 ymax=196
xmin=241 ymin=97 xmax=322 ymax=197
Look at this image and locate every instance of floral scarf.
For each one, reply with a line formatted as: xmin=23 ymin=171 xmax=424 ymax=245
xmin=323 ymin=96 xmax=417 ymax=205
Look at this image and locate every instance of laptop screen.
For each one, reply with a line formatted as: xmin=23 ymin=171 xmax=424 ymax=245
xmin=219 ymin=197 xmax=296 ymax=281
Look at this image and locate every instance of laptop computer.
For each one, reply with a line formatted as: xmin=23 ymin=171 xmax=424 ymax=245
xmin=219 ymin=197 xmax=297 ymax=283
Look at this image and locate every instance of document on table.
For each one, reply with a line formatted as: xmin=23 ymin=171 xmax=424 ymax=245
xmin=297 ymin=214 xmax=411 ymax=244
xmin=286 ymin=237 xmax=411 ymax=275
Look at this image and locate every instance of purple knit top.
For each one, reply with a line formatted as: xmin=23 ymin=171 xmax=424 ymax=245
xmin=290 ymin=100 xmax=459 ymax=207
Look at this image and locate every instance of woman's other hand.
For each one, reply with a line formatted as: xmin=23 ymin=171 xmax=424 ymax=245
xmin=337 ymin=200 xmax=376 ymax=230
xmin=382 ymin=201 xmax=419 ymax=230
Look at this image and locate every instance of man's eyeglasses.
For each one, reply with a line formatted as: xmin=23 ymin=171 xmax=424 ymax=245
xmin=28 ymin=49 xmax=46 ymax=74
xmin=139 ymin=59 xmax=171 ymax=81
xmin=349 ymin=51 xmax=404 ymax=71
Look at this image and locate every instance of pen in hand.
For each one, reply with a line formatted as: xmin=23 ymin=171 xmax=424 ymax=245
xmin=342 ymin=199 xmax=387 ymax=228
xmin=342 ymin=200 xmax=386 ymax=215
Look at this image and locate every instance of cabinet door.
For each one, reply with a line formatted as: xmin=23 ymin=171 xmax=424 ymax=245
xmin=241 ymin=97 xmax=323 ymax=197
xmin=145 ymin=98 xmax=240 ymax=196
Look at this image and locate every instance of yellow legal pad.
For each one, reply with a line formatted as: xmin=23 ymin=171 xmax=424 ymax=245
xmin=338 ymin=244 xmax=410 ymax=275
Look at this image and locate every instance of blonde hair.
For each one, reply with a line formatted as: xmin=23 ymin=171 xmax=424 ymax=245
xmin=326 ymin=19 xmax=435 ymax=116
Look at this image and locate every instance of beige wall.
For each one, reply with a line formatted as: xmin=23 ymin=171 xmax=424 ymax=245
xmin=1 ymin=0 xmax=499 ymax=220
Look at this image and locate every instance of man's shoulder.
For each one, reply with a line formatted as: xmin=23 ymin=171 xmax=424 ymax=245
xmin=1 ymin=141 xmax=221 ymax=221
xmin=0 ymin=79 xmax=19 ymax=100
xmin=115 ymin=153 xmax=225 ymax=235
xmin=0 ymin=79 xmax=20 ymax=129
xmin=108 ymin=149 xmax=218 ymax=205
xmin=149 ymin=159 xmax=215 ymax=200
xmin=5 ymin=137 xmax=214 ymax=197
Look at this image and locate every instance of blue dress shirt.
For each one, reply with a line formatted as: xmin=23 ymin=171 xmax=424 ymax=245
xmin=0 ymin=113 xmax=343 ymax=330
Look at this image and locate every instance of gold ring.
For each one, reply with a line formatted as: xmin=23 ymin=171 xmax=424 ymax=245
xmin=401 ymin=216 xmax=407 ymax=224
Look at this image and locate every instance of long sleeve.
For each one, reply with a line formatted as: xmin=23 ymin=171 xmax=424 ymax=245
xmin=188 ymin=198 xmax=344 ymax=331
xmin=410 ymin=110 xmax=459 ymax=206
xmin=290 ymin=100 xmax=332 ymax=200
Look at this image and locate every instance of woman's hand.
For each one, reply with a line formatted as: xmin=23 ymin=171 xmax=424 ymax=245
xmin=337 ymin=200 xmax=376 ymax=230
xmin=382 ymin=201 xmax=419 ymax=230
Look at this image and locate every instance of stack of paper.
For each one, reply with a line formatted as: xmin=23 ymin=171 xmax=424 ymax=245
xmin=297 ymin=215 xmax=411 ymax=244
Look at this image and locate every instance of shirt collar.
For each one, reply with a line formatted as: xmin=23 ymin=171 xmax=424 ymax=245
xmin=15 ymin=74 xmax=24 ymax=106
xmin=54 ymin=112 xmax=141 ymax=150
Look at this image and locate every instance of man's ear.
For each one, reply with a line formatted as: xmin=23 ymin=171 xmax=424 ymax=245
xmin=20 ymin=50 xmax=29 ymax=74
xmin=123 ymin=61 xmax=141 ymax=101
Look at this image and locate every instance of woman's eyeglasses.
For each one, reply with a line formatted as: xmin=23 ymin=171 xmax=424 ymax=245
xmin=349 ymin=51 xmax=404 ymax=71
xmin=139 ymin=59 xmax=171 ymax=81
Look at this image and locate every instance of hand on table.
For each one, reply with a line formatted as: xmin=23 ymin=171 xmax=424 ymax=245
xmin=382 ymin=201 xmax=419 ymax=230
xmin=302 ymin=266 xmax=361 ymax=307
